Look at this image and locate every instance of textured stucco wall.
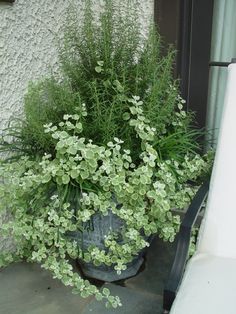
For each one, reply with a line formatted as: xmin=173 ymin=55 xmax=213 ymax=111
xmin=0 ymin=0 xmax=154 ymax=252
xmin=0 ymin=0 xmax=153 ymax=128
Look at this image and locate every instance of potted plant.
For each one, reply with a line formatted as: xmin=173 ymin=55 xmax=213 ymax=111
xmin=0 ymin=0 xmax=212 ymax=309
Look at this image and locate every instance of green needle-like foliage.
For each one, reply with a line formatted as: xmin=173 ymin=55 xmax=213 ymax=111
xmin=0 ymin=0 xmax=202 ymax=163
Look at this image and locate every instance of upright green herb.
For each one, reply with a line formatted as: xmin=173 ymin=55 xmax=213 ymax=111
xmin=0 ymin=0 xmax=202 ymax=162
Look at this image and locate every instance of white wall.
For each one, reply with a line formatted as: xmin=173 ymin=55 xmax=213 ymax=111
xmin=0 ymin=0 xmax=153 ymax=129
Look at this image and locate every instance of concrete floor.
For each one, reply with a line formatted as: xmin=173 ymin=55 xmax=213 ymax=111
xmin=0 ymin=237 xmax=175 ymax=314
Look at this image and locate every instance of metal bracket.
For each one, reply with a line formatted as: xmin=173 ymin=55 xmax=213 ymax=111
xmin=209 ymin=58 xmax=236 ymax=67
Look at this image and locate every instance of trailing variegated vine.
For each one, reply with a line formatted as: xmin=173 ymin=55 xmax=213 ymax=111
xmin=0 ymin=96 xmax=212 ymax=308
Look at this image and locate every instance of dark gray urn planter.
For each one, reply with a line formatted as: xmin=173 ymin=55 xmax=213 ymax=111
xmin=68 ymin=210 xmax=150 ymax=282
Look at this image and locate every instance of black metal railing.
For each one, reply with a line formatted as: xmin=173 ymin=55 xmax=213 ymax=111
xmin=163 ymin=181 xmax=209 ymax=313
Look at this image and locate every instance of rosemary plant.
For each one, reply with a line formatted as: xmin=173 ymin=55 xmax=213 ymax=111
xmin=1 ymin=0 xmax=202 ymax=163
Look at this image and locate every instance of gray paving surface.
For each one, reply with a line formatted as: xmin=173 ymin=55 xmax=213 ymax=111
xmin=83 ymin=283 xmax=162 ymax=314
xmin=125 ymin=237 xmax=176 ymax=296
xmin=0 ymin=237 xmax=175 ymax=314
xmin=0 ymin=263 xmax=92 ymax=314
